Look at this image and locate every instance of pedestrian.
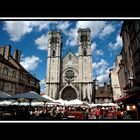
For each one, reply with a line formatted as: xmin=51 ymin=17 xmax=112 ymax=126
xmin=95 ymin=106 xmax=100 ymax=119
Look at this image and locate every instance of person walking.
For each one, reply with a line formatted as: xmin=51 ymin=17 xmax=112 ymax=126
xmin=95 ymin=106 xmax=100 ymax=119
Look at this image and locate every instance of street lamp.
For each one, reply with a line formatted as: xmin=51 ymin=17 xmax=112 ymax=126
xmin=129 ymin=76 xmax=134 ymax=81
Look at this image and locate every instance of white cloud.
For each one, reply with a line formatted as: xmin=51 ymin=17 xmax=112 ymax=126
xmin=66 ymin=21 xmax=116 ymax=47
xmin=66 ymin=28 xmax=78 ymax=46
xmin=31 ymin=21 xmax=58 ymax=31
xmin=20 ymin=55 xmax=42 ymax=71
xmin=99 ymin=24 xmax=115 ymax=39
xmin=109 ymin=53 xmax=113 ymax=57
xmin=65 ymin=21 xmax=107 ymax=47
xmin=35 ymin=34 xmax=49 ymax=51
xmin=92 ymin=59 xmax=108 ymax=70
xmin=35 ymin=21 xmax=71 ymax=51
xmin=56 ymin=21 xmax=71 ymax=34
xmin=3 ymin=21 xmax=58 ymax=42
xmin=75 ymin=52 xmax=78 ymax=56
xmin=92 ymin=59 xmax=109 ymax=85
xmin=66 ymin=21 xmax=106 ymax=46
xmin=76 ymin=21 xmax=107 ymax=37
xmin=91 ymin=42 xmax=96 ymax=52
xmin=108 ymin=34 xmax=122 ymax=50
xmin=40 ymin=79 xmax=46 ymax=93
xmin=96 ymin=69 xmax=109 ymax=85
xmin=40 ymin=79 xmax=46 ymax=85
xmin=95 ymin=49 xmax=104 ymax=56
xmin=3 ymin=21 xmax=33 ymax=41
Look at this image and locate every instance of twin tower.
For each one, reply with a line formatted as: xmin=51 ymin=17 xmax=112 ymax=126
xmin=45 ymin=28 xmax=93 ymax=103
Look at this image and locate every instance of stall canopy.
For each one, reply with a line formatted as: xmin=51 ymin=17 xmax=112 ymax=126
xmin=102 ymin=103 xmax=117 ymax=106
xmin=55 ymin=99 xmax=68 ymax=105
xmin=0 ymin=90 xmax=11 ymax=99
xmin=114 ymin=93 xmax=136 ymax=103
xmin=65 ymin=99 xmax=83 ymax=106
xmin=0 ymin=101 xmax=13 ymax=106
xmin=42 ymin=95 xmax=56 ymax=102
xmin=8 ymin=91 xmax=52 ymax=103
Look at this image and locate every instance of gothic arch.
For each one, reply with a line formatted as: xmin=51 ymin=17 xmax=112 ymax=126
xmin=59 ymin=83 xmax=79 ymax=100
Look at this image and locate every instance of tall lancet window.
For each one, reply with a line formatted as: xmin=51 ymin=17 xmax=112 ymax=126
xmin=51 ymin=36 xmax=57 ymax=43
xmin=83 ymin=48 xmax=87 ymax=56
xmin=52 ymin=49 xmax=56 ymax=57
xmin=69 ymin=54 xmax=71 ymax=60
xmin=81 ymin=34 xmax=87 ymax=42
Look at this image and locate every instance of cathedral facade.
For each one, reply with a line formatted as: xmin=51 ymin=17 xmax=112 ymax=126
xmin=45 ymin=28 xmax=93 ymax=103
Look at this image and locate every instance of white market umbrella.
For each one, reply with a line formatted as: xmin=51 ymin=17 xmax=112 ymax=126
xmin=42 ymin=95 xmax=56 ymax=102
xmin=55 ymin=99 xmax=68 ymax=105
xmin=9 ymin=91 xmax=50 ymax=102
xmin=90 ymin=103 xmax=102 ymax=107
xmin=90 ymin=103 xmax=97 ymax=107
xmin=83 ymin=101 xmax=90 ymax=106
xmin=0 ymin=100 xmax=13 ymax=106
xmin=65 ymin=99 xmax=83 ymax=106
xmin=103 ymin=103 xmax=117 ymax=106
xmin=13 ymin=102 xmax=44 ymax=106
xmin=9 ymin=91 xmax=52 ymax=107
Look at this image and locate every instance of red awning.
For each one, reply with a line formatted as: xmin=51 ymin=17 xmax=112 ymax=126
xmin=114 ymin=93 xmax=136 ymax=102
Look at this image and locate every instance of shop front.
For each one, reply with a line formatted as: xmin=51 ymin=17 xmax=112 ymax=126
xmin=114 ymin=93 xmax=140 ymax=120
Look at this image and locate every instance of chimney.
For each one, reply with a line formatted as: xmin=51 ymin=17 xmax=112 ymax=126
xmin=14 ymin=49 xmax=21 ymax=62
xmin=0 ymin=45 xmax=11 ymax=60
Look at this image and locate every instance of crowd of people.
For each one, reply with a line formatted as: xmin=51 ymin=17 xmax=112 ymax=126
xmin=0 ymin=104 xmax=132 ymax=120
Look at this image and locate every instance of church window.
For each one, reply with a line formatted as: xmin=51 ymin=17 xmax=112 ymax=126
xmin=65 ymin=70 xmax=75 ymax=81
xmin=84 ymin=35 xmax=87 ymax=41
xmin=81 ymin=34 xmax=87 ymax=42
xmin=83 ymin=48 xmax=87 ymax=56
xmin=81 ymin=35 xmax=84 ymax=42
xmin=52 ymin=49 xmax=56 ymax=57
xmin=51 ymin=36 xmax=57 ymax=44
xmin=69 ymin=54 xmax=71 ymax=60
xmin=51 ymin=37 xmax=55 ymax=43
xmin=53 ymin=43 xmax=57 ymax=48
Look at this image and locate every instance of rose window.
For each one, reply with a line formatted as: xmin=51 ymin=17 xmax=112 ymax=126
xmin=65 ymin=70 xmax=75 ymax=81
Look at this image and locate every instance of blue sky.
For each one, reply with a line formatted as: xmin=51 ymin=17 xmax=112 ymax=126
xmin=0 ymin=20 xmax=123 ymax=92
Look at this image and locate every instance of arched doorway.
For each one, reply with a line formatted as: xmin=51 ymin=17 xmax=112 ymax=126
xmin=61 ymin=86 xmax=77 ymax=101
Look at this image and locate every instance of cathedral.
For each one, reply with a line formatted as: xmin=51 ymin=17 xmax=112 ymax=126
xmin=45 ymin=28 xmax=93 ymax=103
